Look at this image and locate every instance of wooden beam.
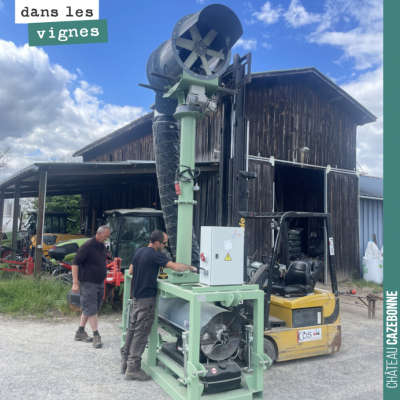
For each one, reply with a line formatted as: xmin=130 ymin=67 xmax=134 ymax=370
xmin=11 ymin=182 xmax=20 ymax=261
xmin=46 ymin=167 xmax=157 ymax=176
xmin=34 ymin=170 xmax=47 ymax=276
xmin=91 ymin=209 xmax=96 ymax=237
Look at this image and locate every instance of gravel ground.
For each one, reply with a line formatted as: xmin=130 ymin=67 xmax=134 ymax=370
xmin=0 ymin=290 xmax=383 ymax=400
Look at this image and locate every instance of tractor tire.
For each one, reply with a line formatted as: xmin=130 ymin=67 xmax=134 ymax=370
xmin=1 ymin=250 xmax=11 ymax=259
xmin=243 ymin=338 xmax=276 ymax=367
xmin=264 ymin=338 xmax=276 ymax=364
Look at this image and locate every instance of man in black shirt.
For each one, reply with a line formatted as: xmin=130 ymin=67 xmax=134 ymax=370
xmin=121 ymin=230 xmax=197 ymax=381
xmin=71 ymin=225 xmax=110 ymax=348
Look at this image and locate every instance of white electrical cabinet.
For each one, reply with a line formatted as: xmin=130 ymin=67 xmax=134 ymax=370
xmin=199 ymin=227 xmax=244 ymax=286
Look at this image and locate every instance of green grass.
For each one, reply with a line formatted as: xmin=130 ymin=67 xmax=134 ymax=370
xmin=344 ymin=277 xmax=383 ymax=293
xmin=0 ymin=271 xmax=74 ymax=317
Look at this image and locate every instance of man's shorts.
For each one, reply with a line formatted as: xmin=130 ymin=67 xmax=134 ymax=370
xmin=79 ymin=281 xmax=104 ymax=316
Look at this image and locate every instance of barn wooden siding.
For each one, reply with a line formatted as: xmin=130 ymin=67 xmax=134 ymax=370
xmin=80 ymin=75 xmax=363 ymax=281
xmin=193 ymin=171 xmax=220 ymax=240
xmin=85 ymin=104 xmax=223 ymax=164
xmin=245 ymin=76 xmax=358 ymax=171
xmin=80 ymin=171 xmax=220 ymax=241
xmin=80 ymin=177 xmax=162 ymax=231
xmin=327 ymin=172 xmax=360 ymax=282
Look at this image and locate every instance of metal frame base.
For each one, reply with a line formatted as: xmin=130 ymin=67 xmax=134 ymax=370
xmin=120 ymin=271 xmax=269 ymax=400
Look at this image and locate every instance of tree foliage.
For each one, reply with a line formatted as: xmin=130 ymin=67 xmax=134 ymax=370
xmin=32 ymin=195 xmax=81 ymax=234
xmin=0 ymin=148 xmax=11 ymax=174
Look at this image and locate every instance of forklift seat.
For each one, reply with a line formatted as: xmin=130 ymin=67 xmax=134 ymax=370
xmin=271 ymin=260 xmax=323 ymax=296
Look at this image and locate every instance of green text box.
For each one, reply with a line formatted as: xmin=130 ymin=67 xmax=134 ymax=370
xmin=384 ymin=1 xmax=400 ymax=398
xmin=28 ymin=19 xmax=108 ymax=46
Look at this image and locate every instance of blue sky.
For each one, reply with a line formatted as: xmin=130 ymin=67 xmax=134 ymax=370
xmin=0 ymin=0 xmax=383 ymax=178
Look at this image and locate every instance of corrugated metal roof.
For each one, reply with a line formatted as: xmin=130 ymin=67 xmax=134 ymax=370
xmin=359 ymin=175 xmax=383 ymax=199
xmin=0 ymin=164 xmax=39 ymax=190
xmin=0 ymin=160 xmax=218 ymax=199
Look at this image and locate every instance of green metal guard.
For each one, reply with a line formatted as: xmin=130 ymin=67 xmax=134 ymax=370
xmin=120 ymin=271 xmax=270 ymax=400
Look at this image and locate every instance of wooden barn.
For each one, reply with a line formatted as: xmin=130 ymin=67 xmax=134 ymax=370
xmin=73 ymin=67 xmax=376 ymax=282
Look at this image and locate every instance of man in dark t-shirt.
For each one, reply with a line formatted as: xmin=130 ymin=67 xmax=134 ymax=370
xmin=71 ymin=225 xmax=110 ymax=349
xmin=121 ymin=230 xmax=197 ymax=381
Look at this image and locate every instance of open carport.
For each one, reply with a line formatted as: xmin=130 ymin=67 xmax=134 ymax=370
xmin=0 ymin=160 xmax=217 ymax=273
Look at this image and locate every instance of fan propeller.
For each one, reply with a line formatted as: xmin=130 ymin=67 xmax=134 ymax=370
xmin=175 ymin=25 xmax=224 ymax=76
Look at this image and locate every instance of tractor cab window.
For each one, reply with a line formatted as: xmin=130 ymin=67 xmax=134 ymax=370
xmin=118 ymin=216 xmax=162 ymax=269
xmin=60 ymin=217 xmax=66 ymax=234
xmin=44 ymin=215 xmax=66 ymax=233
xmin=106 ymin=216 xmax=120 ymax=256
xmin=45 ymin=216 xmax=59 ymax=233
xmin=104 ymin=214 xmax=162 ymax=269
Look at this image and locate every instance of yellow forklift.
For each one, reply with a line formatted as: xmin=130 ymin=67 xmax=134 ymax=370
xmin=241 ymin=211 xmax=341 ymax=363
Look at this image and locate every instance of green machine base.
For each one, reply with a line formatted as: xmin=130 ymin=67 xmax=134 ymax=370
xmin=120 ymin=271 xmax=270 ymax=400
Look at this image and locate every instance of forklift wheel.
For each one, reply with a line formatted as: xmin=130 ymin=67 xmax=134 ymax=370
xmin=264 ymin=338 xmax=276 ymax=364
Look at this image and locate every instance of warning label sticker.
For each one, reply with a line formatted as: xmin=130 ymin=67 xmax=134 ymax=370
xmin=329 ymin=237 xmax=334 ymax=255
xmin=297 ymin=328 xmax=322 ymax=343
xmin=224 ymin=253 xmax=232 ymax=261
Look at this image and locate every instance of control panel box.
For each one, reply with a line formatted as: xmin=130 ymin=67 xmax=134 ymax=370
xmin=200 ymin=227 xmax=244 ymax=286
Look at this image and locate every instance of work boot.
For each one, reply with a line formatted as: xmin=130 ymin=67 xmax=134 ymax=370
xmin=124 ymin=362 xmax=151 ymax=381
xmin=120 ymin=358 xmax=128 ymax=374
xmin=74 ymin=330 xmax=93 ymax=342
xmin=93 ymin=334 xmax=102 ymax=348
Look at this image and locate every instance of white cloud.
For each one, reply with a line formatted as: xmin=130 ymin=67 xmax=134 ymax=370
xmin=196 ymin=0 xmax=205 ymax=4
xmin=284 ymin=0 xmax=321 ymax=27
xmin=252 ymin=2 xmax=283 ymax=25
xmin=310 ymin=29 xmax=382 ymax=70
xmin=234 ymin=38 xmax=257 ymax=51
xmin=0 ymin=1 xmax=4 ymax=11
xmin=0 ymin=40 xmax=146 ymax=180
xmin=341 ymin=66 xmax=383 ymax=177
xmin=80 ymin=80 xmax=103 ymax=94
xmin=261 ymin=42 xmax=272 ymax=49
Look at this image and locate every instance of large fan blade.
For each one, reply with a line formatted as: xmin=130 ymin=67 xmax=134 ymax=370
xmin=176 ymin=38 xmax=194 ymax=51
xmin=206 ymin=49 xmax=225 ymax=60
xmin=200 ymin=56 xmax=212 ymax=75
xmin=189 ymin=24 xmax=202 ymax=42
xmin=202 ymin=29 xmax=218 ymax=46
xmin=184 ymin=51 xmax=199 ymax=69
xmin=225 ymin=315 xmax=237 ymax=330
xmin=201 ymin=338 xmax=216 ymax=345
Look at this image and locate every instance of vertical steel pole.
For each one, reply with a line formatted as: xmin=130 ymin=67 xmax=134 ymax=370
xmin=252 ymin=292 xmax=265 ymax=392
xmin=175 ymin=115 xmax=197 ymax=265
xmin=187 ymin=299 xmax=202 ymax=400
xmin=0 ymin=190 xmax=4 ymax=234
xmin=34 ymin=170 xmax=47 ymax=276
xmin=11 ymin=182 xmax=20 ymax=261
xmin=324 ymin=168 xmax=328 ymax=285
xmin=147 ymin=293 xmax=159 ymax=368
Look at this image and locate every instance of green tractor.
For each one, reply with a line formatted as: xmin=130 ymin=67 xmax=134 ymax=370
xmin=0 ymin=230 xmax=29 ymax=259
xmin=48 ymin=208 xmax=164 ymax=269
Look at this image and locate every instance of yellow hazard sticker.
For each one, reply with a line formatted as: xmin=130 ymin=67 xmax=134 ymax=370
xmin=224 ymin=253 xmax=232 ymax=261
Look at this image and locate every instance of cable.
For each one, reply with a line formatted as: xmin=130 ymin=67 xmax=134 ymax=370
xmin=175 ymin=164 xmax=201 ymax=183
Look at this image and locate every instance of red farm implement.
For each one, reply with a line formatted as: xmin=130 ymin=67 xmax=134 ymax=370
xmin=0 ymin=256 xmax=35 ymax=275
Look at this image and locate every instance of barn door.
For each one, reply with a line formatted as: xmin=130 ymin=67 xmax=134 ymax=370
xmin=327 ymin=171 xmax=359 ymax=283
xmin=246 ymin=160 xmax=275 ymax=262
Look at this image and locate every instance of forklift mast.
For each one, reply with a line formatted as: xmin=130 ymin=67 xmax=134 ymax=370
xmin=240 ymin=211 xmax=340 ymax=330
xmin=219 ymin=53 xmax=256 ymax=281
